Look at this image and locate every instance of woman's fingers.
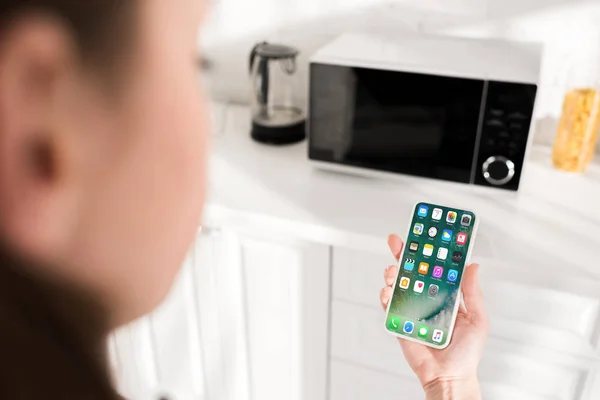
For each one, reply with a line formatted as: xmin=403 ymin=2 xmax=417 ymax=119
xmin=383 ymin=234 xmax=402 ymax=310
xmin=380 ymin=286 xmax=394 ymax=310
xmin=460 ymin=263 xmax=487 ymax=324
xmin=387 ymin=234 xmax=404 ymax=262
xmin=384 ymin=265 xmax=399 ymax=286
xmin=381 ymin=264 xmax=398 ymax=309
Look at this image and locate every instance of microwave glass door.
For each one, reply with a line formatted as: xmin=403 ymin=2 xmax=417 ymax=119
xmin=309 ymin=63 xmax=485 ymax=182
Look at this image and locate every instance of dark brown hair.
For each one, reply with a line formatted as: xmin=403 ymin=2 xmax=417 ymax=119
xmin=0 ymin=247 xmax=120 ymax=399
xmin=0 ymin=2 xmax=135 ymax=398
xmin=0 ymin=1 xmax=135 ymax=72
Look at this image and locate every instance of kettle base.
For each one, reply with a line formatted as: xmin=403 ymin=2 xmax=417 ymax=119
xmin=251 ymin=120 xmax=306 ymax=145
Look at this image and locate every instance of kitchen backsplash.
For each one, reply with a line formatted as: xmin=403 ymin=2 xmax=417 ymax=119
xmin=199 ymin=0 xmax=600 ymax=150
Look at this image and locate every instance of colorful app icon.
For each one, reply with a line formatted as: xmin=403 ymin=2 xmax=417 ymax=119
xmin=428 ymin=284 xmax=439 ymax=297
xmin=409 ymin=241 xmax=419 ymax=252
xmin=457 ymin=232 xmax=468 ymax=245
xmin=423 ymin=244 xmax=434 ymax=257
xmin=452 ymin=251 xmax=463 ymax=263
xmin=448 ymin=269 xmax=458 ymax=282
xmin=418 ymin=325 xmax=428 ymax=338
xmin=403 ymin=321 xmax=414 ymax=334
xmin=433 ymin=266 xmax=444 ymax=278
xmin=418 ymin=262 xmax=429 ymax=275
xmin=428 ymin=226 xmax=438 ymax=238
xmin=413 ymin=223 xmax=424 ymax=235
xmin=446 ymin=211 xmax=457 ymax=223
xmin=417 ymin=205 xmax=429 ymax=217
xmin=388 ymin=317 xmax=400 ymax=331
xmin=442 ymin=229 xmax=453 ymax=242
xmin=414 ymin=280 xmax=425 ymax=293
xmin=432 ymin=208 xmax=443 ymax=220
xmin=437 ymin=247 xmax=448 ymax=260
xmin=399 ymin=277 xmax=411 ymax=289
xmin=461 ymin=214 xmax=472 ymax=226
xmin=432 ymin=329 xmax=444 ymax=343
xmin=404 ymin=258 xmax=415 ymax=271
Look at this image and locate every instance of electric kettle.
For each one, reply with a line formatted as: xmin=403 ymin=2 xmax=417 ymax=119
xmin=249 ymin=42 xmax=306 ymax=144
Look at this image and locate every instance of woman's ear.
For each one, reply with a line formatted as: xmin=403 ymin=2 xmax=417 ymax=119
xmin=0 ymin=14 xmax=81 ymax=259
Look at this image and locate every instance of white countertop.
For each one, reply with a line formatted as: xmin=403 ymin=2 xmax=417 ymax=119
xmin=204 ymin=103 xmax=600 ymax=279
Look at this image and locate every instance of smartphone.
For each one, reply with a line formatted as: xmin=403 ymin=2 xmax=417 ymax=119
xmin=384 ymin=202 xmax=479 ymax=349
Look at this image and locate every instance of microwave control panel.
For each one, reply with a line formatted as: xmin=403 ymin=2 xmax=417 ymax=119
xmin=474 ymin=81 xmax=537 ymax=191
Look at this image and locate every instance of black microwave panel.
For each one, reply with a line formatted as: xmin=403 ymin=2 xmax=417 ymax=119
xmin=473 ymin=80 xmax=537 ymax=191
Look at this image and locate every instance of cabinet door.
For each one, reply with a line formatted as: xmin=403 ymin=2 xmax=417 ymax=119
xmin=110 ymin=228 xmax=251 ymax=400
xmin=109 ymin=228 xmax=331 ymax=400
xmin=232 ymin=230 xmax=330 ymax=400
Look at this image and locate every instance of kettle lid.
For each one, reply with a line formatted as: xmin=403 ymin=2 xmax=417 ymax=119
xmin=253 ymin=42 xmax=299 ymax=59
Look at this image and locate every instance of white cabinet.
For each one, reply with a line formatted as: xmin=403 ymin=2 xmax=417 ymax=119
xmin=109 ymin=227 xmax=330 ymax=400
xmin=329 ymin=246 xmax=600 ymax=400
xmin=109 ymin=229 xmax=600 ymax=400
xmin=234 ymin=231 xmax=330 ymax=400
xmin=330 ymin=301 xmax=586 ymax=400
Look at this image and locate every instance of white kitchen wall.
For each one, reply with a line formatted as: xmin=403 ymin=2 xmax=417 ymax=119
xmin=199 ymin=0 xmax=600 ymax=148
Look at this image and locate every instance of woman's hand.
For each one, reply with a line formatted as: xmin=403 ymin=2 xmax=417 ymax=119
xmin=380 ymin=234 xmax=489 ymax=400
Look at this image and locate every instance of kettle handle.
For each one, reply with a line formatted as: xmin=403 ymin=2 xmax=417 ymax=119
xmin=249 ymin=41 xmax=268 ymax=74
xmin=249 ymin=42 xmax=270 ymax=108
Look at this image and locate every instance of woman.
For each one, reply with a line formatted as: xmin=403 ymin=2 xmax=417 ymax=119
xmin=0 ymin=1 xmax=488 ymax=399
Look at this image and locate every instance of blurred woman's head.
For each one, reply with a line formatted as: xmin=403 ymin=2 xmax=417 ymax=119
xmin=0 ymin=0 xmax=209 ymax=326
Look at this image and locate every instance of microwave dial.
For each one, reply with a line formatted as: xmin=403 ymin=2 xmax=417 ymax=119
xmin=482 ymin=156 xmax=515 ymax=186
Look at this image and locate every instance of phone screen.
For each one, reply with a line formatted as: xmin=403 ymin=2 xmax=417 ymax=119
xmin=386 ymin=202 xmax=476 ymax=347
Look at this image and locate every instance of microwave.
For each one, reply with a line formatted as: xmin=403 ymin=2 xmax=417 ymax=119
xmin=308 ymin=34 xmax=543 ymax=191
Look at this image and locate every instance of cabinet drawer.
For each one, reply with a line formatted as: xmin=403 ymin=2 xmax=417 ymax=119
xmin=332 ymin=247 xmax=600 ymax=357
xmin=330 ymin=361 xmax=422 ymax=400
xmin=330 ymin=360 xmax=556 ymax=400
xmin=331 ymin=301 xmax=585 ymax=400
